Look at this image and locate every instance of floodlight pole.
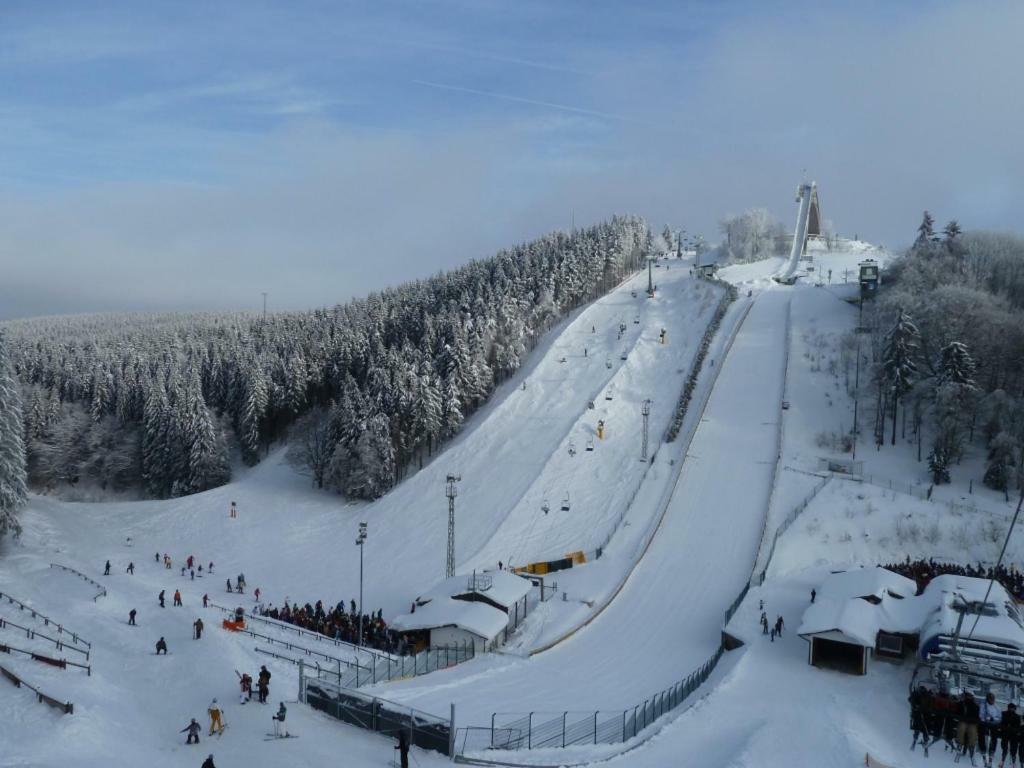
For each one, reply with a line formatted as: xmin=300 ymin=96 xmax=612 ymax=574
xmin=445 ymin=475 xmax=460 ymax=579
xmin=356 ymin=522 xmax=367 ymax=646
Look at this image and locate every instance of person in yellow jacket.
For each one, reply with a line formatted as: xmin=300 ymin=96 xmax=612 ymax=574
xmin=208 ymin=698 xmax=225 ymax=735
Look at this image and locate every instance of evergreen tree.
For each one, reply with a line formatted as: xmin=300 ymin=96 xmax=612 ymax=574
xmin=881 ymin=310 xmax=920 ymax=445
xmin=937 ymin=341 xmax=977 ymax=388
xmin=183 ymin=376 xmax=229 ymax=494
xmin=914 ymin=211 xmax=935 ymax=249
xmin=0 ymin=332 xmax=28 ymax=537
xmin=239 ymin=367 xmax=268 ymax=465
xmin=928 ymin=445 xmax=951 ymax=485
xmin=345 ymin=413 xmax=394 ymax=499
xmin=441 ymin=375 xmax=463 ymax=439
xmin=983 ymin=431 xmax=1019 ymax=497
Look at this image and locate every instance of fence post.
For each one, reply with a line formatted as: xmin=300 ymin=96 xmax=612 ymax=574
xmin=594 ymin=710 xmax=598 ymax=744
xmin=449 ymin=702 xmax=456 ymax=759
xmin=562 ymin=712 xmax=567 ymax=747
xmin=528 ymin=712 xmax=533 ymax=749
xmin=491 ymin=712 xmax=496 ymax=748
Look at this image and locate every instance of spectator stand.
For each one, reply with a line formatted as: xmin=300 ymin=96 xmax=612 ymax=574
xmin=0 ymin=663 xmax=74 ymax=715
xmin=49 ymin=563 xmax=107 ymax=601
xmin=0 ymin=590 xmax=91 ymax=648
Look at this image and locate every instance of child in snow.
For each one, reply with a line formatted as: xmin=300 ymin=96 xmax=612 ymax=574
xmin=272 ymin=702 xmax=287 ymax=737
xmin=181 ymin=718 xmax=201 ymax=744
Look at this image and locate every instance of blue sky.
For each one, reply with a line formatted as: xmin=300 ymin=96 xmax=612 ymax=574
xmin=1 ymin=1 xmax=1022 ymax=318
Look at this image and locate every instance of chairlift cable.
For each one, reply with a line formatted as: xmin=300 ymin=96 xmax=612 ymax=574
xmin=962 ymin=487 xmax=1024 ymax=648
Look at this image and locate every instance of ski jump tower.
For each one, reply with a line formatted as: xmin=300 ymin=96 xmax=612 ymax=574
xmin=776 ymin=181 xmax=822 ymax=282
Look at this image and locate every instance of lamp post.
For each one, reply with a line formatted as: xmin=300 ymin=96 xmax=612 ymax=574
xmin=641 ymin=399 xmax=652 ymax=460
xmin=445 ymin=475 xmax=460 ymax=579
xmin=356 ymin=522 xmax=367 ymax=646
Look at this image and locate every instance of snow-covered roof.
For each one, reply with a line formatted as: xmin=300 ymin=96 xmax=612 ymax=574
xmin=391 ymin=598 xmax=508 ymax=641
xmin=413 ymin=571 xmax=532 ymax=611
xmin=799 ymin=569 xmax=1024 ymax=654
xmin=389 ymin=570 xmax=533 ymax=642
xmin=919 ymin=575 xmax=1024 ymax=651
xmin=799 ymin=567 xmax=927 ymax=647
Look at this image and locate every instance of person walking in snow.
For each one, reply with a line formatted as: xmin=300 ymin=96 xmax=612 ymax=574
xmin=396 ymin=729 xmax=410 ymax=768
xmin=181 ymin=718 xmax=201 ymax=744
xmin=181 ymin=566 xmax=187 ymax=577
xmin=258 ymin=665 xmax=271 ymax=704
xmin=957 ymin=691 xmax=980 ymax=764
xmin=127 ymin=562 xmax=134 ymax=575
xmin=202 ymin=755 xmax=216 ymax=768
xmin=208 ymin=561 xmax=214 ymax=574
xmin=999 ymin=702 xmax=1019 ymax=768
xmin=208 ymin=699 xmax=225 ymax=736
xmin=174 ymin=589 xmax=183 ymax=607
xmin=191 ymin=569 xmax=195 ymax=580
xmin=104 ymin=560 xmax=111 ymax=576
xmin=193 ymin=618 xmax=204 ymax=640
xmin=129 ymin=608 xmax=137 ymax=626
xmin=159 ymin=590 xmax=166 ymax=608
xmin=759 ymin=599 xmax=764 ymax=611
xmin=775 ymin=616 xmax=784 ymax=636
xmin=187 ymin=555 xmax=194 ymax=569
xmin=980 ymin=692 xmax=1001 ymax=766
xmin=155 ymin=552 xmax=160 ymax=563
xmin=230 ymin=501 xmax=237 ymax=519
xmin=761 ymin=615 xmax=769 ymax=635
xmin=810 ymin=589 xmax=816 ymax=603
xmin=226 ymin=578 xmax=232 ymax=593
xmin=203 ymin=594 xmax=209 ymax=608
xmin=254 ymin=588 xmax=260 ymax=602
xmin=156 ymin=637 xmax=168 ymax=655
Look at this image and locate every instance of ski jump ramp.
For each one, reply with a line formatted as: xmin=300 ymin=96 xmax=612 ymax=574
xmin=775 ymin=181 xmax=818 ymax=282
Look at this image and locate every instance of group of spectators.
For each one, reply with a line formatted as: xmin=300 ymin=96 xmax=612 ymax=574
xmin=910 ymin=687 xmax=1022 ymax=765
xmin=257 ymin=599 xmax=402 ymax=655
xmin=884 ymin=557 xmax=1024 ymax=601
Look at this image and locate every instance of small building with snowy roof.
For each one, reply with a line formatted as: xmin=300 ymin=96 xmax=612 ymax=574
xmin=798 ymin=567 xmax=922 ymax=675
xmin=391 ymin=571 xmax=533 ymax=654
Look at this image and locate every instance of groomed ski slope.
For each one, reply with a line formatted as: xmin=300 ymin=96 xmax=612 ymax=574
xmin=0 ymin=260 xmax=723 ymax=768
xmin=381 ymin=290 xmax=791 ymax=723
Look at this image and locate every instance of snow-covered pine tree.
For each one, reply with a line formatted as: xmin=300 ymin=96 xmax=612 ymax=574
xmin=0 ymin=331 xmax=28 ymax=537
xmin=345 ymin=412 xmax=395 ymax=500
xmin=141 ymin=381 xmax=171 ymax=497
xmin=914 ymin=211 xmax=935 ymax=250
xmin=441 ymin=375 xmax=463 ymax=439
xmin=983 ymin=431 xmax=1019 ymax=498
xmin=881 ymin=310 xmax=920 ymax=445
xmin=184 ymin=375 xmax=229 ymax=494
xmin=239 ymin=366 xmax=268 ymax=465
xmin=937 ymin=341 xmax=977 ymax=388
xmin=928 ymin=445 xmax=951 ymax=485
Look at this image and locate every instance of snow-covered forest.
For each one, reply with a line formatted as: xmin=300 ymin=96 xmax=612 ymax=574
xmin=1 ymin=217 xmax=650 ymax=503
xmin=869 ymin=215 xmax=1024 ymax=494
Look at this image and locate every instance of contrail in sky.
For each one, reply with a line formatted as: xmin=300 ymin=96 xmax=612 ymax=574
xmin=412 ymin=79 xmax=641 ymax=124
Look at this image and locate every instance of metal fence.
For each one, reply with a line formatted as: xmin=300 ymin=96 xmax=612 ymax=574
xmin=301 ymin=668 xmax=454 ymax=755
xmin=0 ymin=591 xmax=91 ymax=648
xmin=456 ymin=645 xmax=724 ymax=756
xmin=0 ymin=663 xmax=74 ymax=715
xmin=0 ymin=640 xmax=91 ymax=675
xmin=0 ymin=617 xmax=90 ymax=660
xmin=49 ymin=564 xmax=107 ymax=600
xmin=757 ymin=476 xmax=831 ymax=585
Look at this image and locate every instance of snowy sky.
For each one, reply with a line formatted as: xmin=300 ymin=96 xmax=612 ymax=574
xmin=1 ymin=0 xmax=1022 ymax=319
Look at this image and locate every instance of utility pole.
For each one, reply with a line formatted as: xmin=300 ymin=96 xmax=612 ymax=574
xmin=356 ymin=521 xmax=367 ymax=646
xmin=647 ymin=257 xmax=654 ymax=297
xmin=445 ymin=475 xmax=460 ymax=579
xmin=641 ymin=399 xmax=652 ymax=460
xmin=261 ymin=292 xmax=268 ymax=323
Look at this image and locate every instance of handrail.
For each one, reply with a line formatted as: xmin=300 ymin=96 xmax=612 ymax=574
xmin=0 ymin=663 xmax=73 ymax=715
xmin=0 ymin=617 xmax=90 ymax=660
xmin=49 ymin=564 xmax=107 ymax=600
xmin=209 ymin=601 xmax=392 ymax=664
xmin=233 ymin=625 xmax=367 ymax=670
xmin=0 ymin=641 xmax=91 ymax=675
xmin=0 ymin=591 xmax=91 ymax=648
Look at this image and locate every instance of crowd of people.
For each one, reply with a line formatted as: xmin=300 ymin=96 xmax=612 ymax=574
xmin=910 ymin=687 xmax=1022 ymax=766
xmin=883 ymin=558 xmax=1024 ymax=601
xmin=257 ymin=599 xmax=402 ymax=655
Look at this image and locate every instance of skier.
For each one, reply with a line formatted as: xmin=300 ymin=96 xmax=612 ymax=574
xmin=498 ymin=561 xmax=503 ymax=571
xmin=775 ymin=616 xmax=784 ymax=636
xmin=226 ymin=578 xmax=232 ymax=592
xmin=258 ymin=665 xmax=271 ymax=703
xmin=810 ymin=589 xmax=816 ymax=603
xmin=156 ymin=637 xmax=168 ymax=655
xmin=999 ymin=702 xmax=1019 ymax=768
xmin=104 ymin=560 xmax=111 ymax=576
xmin=396 ymin=729 xmax=410 ymax=768
xmin=208 ymin=699 xmax=225 ymax=736
xmin=187 ymin=555 xmax=194 ymax=569
xmin=254 ymin=588 xmax=260 ymax=602
xmin=181 ymin=718 xmax=201 ymax=744
xmin=198 ymin=564 xmax=203 ymax=575
xmin=272 ymin=701 xmax=287 ymax=737
xmin=980 ymin=692 xmax=1001 ymax=766
xmin=240 ymin=673 xmax=252 ymax=702
xmin=127 ymin=562 xmax=134 ymax=575
xmin=770 ymin=626 xmax=776 ymax=642
xmin=129 ymin=608 xmax=137 ymax=626
xmin=759 ymin=599 xmax=764 ymax=611
xmin=159 ymin=590 xmax=166 ymax=608
xmin=957 ymin=691 xmax=980 ymax=764
xmin=193 ymin=618 xmax=204 ymax=640
xmin=181 ymin=566 xmax=187 ymax=577
xmin=761 ymin=615 xmax=768 ymax=635
xmin=202 ymin=755 xmax=216 ymax=768
xmin=191 ymin=569 xmax=195 ymax=581
xmin=910 ymin=685 xmax=931 ymax=753
xmin=230 ymin=501 xmax=237 ymax=519
xmin=209 ymin=561 xmax=214 ymax=574
xmin=174 ymin=589 xmax=183 ymax=607
xmin=203 ymin=594 xmax=209 ymax=608
xmin=155 ymin=552 xmax=160 ymax=563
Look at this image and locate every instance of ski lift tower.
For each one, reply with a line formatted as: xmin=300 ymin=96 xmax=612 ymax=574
xmin=445 ymin=474 xmax=460 ymax=579
xmin=641 ymin=399 xmax=652 ymax=460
